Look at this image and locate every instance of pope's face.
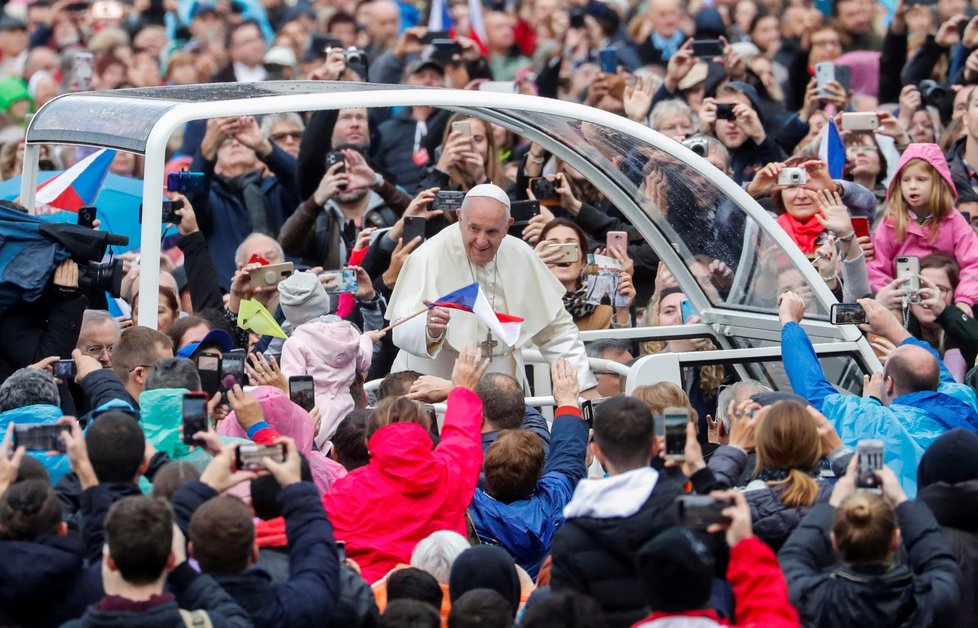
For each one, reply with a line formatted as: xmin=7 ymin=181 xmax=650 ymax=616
xmin=457 ymin=198 xmax=513 ymax=266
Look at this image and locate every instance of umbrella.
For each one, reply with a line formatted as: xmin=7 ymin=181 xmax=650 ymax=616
xmin=0 ymin=171 xmax=146 ymax=255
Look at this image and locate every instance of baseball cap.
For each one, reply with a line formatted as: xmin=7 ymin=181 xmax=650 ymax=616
xmin=176 ymin=328 xmax=234 ymax=359
xmin=407 ymin=58 xmax=444 ymax=77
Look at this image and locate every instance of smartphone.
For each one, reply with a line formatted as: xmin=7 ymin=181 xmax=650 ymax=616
xmin=680 ymin=299 xmax=697 ymax=324
xmin=220 ymin=352 xmax=248 ymax=393
xmin=551 ymin=242 xmax=580 ymax=264
xmin=815 ymin=62 xmax=835 ymax=96
xmin=325 ymin=150 xmax=346 ymax=175
xmin=336 ymin=540 xmax=347 ymax=562
xmin=249 ymin=262 xmax=295 ymax=289
xmin=599 ymin=47 xmax=617 ymax=74
xmin=663 ymin=407 xmax=689 ymax=460
xmin=851 ymin=216 xmax=870 ymax=239
xmin=422 ymin=30 xmax=451 ymax=44
xmin=431 ymin=190 xmax=465 ymax=212
xmin=77 ymin=206 xmax=97 ymax=228
xmin=68 ymin=51 xmax=93 ymax=92
xmin=402 ymin=216 xmax=427 ymax=244
xmin=895 ymin=255 xmax=920 ymax=280
xmin=605 ymin=231 xmax=628 ymax=255
xmin=13 ymin=424 xmax=70 ymax=452
xmin=580 ymin=398 xmax=607 ymax=429
xmin=289 ymin=375 xmax=316 ymax=412
xmin=691 ymin=39 xmax=724 ymax=59
xmin=451 ymin=121 xmax=471 ymax=138
xmin=182 ymin=392 xmax=209 ymax=445
xmin=856 ymin=439 xmax=884 ymax=490
xmin=430 ymin=39 xmax=463 ymax=60
xmin=715 ymin=103 xmax=736 ymax=120
xmin=161 ymin=199 xmax=184 ymax=224
xmin=196 ymin=353 xmax=221 ymax=398
xmin=510 ymin=200 xmax=540 ymax=225
xmin=840 ymin=112 xmax=879 ymax=131
xmin=830 ymin=303 xmax=867 ymax=325
xmin=529 ymin=177 xmax=559 ymax=205
xmin=835 ymin=65 xmax=851 ymax=93
xmin=322 ymin=269 xmax=358 ymax=294
xmin=53 ymin=359 xmax=77 ymax=380
xmin=235 ymin=443 xmax=287 ymax=470
xmin=676 ymin=495 xmax=734 ymax=528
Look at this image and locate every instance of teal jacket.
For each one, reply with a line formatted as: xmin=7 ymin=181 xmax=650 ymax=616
xmin=0 ymin=404 xmax=70 ymax=482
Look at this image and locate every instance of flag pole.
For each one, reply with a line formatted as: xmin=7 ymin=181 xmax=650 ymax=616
xmin=380 ymin=306 xmax=429 ymax=334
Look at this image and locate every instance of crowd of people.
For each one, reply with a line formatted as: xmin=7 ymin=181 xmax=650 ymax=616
xmin=2 ymin=0 xmax=978 ymax=626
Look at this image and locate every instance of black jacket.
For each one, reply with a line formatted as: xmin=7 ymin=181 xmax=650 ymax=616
xmin=0 ymin=535 xmax=103 ymax=627
xmin=779 ymin=500 xmax=961 ymax=628
xmin=177 ymin=230 xmax=225 ymax=313
xmin=172 ymin=480 xmax=340 ymax=628
xmin=917 ymin=480 xmax=978 ymax=628
xmin=550 ymin=469 xmax=682 ymax=628
xmin=0 ymin=289 xmax=87 ymax=383
xmin=370 ymin=108 xmax=450 ymax=194
xmin=63 ymin=562 xmax=253 ymax=628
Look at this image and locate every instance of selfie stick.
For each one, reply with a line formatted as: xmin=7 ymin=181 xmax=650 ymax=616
xmin=379 ymin=306 xmax=429 ymax=334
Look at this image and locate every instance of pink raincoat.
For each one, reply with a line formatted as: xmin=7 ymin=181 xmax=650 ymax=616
xmin=219 ymin=385 xmax=347 ymax=496
xmin=281 ymin=320 xmax=373 ymax=447
xmin=868 ymin=143 xmax=978 ymax=306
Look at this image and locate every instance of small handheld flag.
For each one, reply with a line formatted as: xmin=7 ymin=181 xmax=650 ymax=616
xmin=818 ymin=118 xmax=846 ymax=180
xmin=430 ymin=282 xmax=523 ymax=346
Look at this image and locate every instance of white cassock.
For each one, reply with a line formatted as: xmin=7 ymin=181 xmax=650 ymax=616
xmin=386 ymin=223 xmax=598 ymax=391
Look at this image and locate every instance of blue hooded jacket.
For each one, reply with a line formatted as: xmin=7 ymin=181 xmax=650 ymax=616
xmin=0 ymin=404 xmax=71 ymax=483
xmin=469 ymin=412 xmax=588 ymax=578
xmin=782 ymin=322 xmax=978 ymax=496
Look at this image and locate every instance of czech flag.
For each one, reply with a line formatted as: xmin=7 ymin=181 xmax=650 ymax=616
xmin=818 ymin=118 xmax=846 ymax=180
xmin=430 ymin=282 xmax=523 ymax=346
xmin=34 ymin=148 xmax=115 ymax=213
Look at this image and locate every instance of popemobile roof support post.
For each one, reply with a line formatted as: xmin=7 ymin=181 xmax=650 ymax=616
xmin=18 ymin=81 xmax=880 ymax=377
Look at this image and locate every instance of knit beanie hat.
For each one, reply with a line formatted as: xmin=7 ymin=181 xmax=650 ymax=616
xmin=278 ymin=272 xmax=330 ymax=327
xmin=917 ymin=428 xmax=978 ymax=490
xmin=636 ymin=527 xmax=715 ymax=613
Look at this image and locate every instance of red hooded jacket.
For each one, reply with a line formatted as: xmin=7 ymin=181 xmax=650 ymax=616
xmin=322 ymin=387 xmax=484 ymax=584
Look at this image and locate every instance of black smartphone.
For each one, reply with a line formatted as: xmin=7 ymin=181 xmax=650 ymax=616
xmin=422 ymin=30 xmax=451 ymax=44
xmin=53 ymin=359 xmax=77 ymax=381
xmin=182 ymin=392 xmax=209 ymax=445
xmin=325 ymin=150 xmax=346 ymax=174
xmin=676 ymin=495 xmax=734 ymax=528
xmin=235 ymin=443 xmax=287 ymax=470
xmin=430 ymin=39 xmax=463 ymax=60
xmin=664 ymin=407 xmax=689 ymax=460
xmin=220 ymin=352 xmax=248 ymax=393
xmin=336 ymin=540 xmax=347 ymax=562
xmin=581 ymin=398 xmax=608 ymax=429
xmin=13 ymin=423 xmax=70 ymax=452
xmin=834 ymin=65 xmax=851 ymax=93
xmin=692 ymin=39 xmax=724 ymax=59
xmin=289 ymin=375 xmax=316 ymax=413
xmin=77 ymin=206 xmax=96 ymax=228
xmin=196 ymin=353 xmax=221 ymax=398
xmin=856 ymin=439 xmax=884 ymax=490
xmin=529 ymin=177 xmax=559 ymax=204
xmin=830 ymin=303 xmax=867 ymax=325
xmin=161 ymin=199 xmax=184 ymax=224
xmin=402 ymin=216 xmax=426 ymax=244
xmin=715 ymin=103 xmax=736 ymax=120
xmin=510 ymin=200 xmax=540 ymax=225
xmin=432 ymin=190 xmax=465 ymax=212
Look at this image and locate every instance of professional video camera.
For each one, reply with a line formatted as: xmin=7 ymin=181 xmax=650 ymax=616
xmin=39 ymin=221 xmax=127 ymax=298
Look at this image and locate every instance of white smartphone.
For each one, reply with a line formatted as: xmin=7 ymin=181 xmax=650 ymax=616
xmin=840 ymin=112 xmax=879 ymax=131
xmin=815 ymin=62 xmax=835 ymax=97
xmin=895 ymin=255 xmax=919 ymax=280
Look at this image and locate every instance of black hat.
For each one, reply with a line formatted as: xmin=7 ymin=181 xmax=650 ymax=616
xmin=918 ymin=428 xmax=978 ymax=489
xmin=407 ymin=58 xmax=444 ymax=77
xmin=302 ymin=34 xmax=342 ymax=63
xmin=750 ymin=391 xmax=810 ymax=408
xmin=636 ymin=527 xmax=715 ymax=613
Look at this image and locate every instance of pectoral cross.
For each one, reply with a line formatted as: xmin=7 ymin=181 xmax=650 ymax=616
xmin=480 ymin=331 xmax=498 ymax=359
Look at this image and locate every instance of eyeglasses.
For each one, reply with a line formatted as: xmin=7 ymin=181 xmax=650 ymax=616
xmin=83 ymin=344 xmax=113 ymax=357
xmin=269 ymin=131 xmax=302 ymax=143
xmin=846 ymin=145 xmax=876 ymax=155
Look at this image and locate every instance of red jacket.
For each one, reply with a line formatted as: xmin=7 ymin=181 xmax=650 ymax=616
xmin=631 ymin=536 xmax=799 ymax=628
xmin=322 ymin=387 xmax=483 ymax=584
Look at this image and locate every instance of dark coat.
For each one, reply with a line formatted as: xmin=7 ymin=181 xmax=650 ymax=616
xmin=371 ymin=108 xmax=450 ymax=194
xmin=779 ymin=500 xmax=961 ymax=628
xmin=172 ymin=480 xmax=340 ymax=628
xmin=550 ymin=470 xmax=682 ymax=628
xmin=0 ymin=536 xmax=103 ymax=628
xmin=743 ymin=480 xmax=833 ymax=552
xmin=917 ymin=480 xmax=978 ymax=628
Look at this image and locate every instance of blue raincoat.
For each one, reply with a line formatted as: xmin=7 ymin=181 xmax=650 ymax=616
xmin=782 ymin=322 xmax=978 ymax=496
xmin=0 ymin=205 xmax=70 ymax=311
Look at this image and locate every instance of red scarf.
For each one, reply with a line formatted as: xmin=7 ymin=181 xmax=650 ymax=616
xmin=776 ymin=213 xmax=825 ymax=254
xmin=255 ymin=517 xmax=287 ymax=549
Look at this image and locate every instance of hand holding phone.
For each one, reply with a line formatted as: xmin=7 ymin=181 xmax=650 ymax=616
xmin=182 ymin=392 xmax=209 ymax=445
xmin=664 ymin=407 xmax=690 ymax=460
xmin=856 ymin=439 xmax=884 ymax=490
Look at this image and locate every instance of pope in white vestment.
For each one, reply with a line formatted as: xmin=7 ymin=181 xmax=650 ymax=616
xmin=386 ymin=184 xmax=598 ymax=391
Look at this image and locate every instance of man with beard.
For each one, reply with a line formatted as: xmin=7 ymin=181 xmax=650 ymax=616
xmin=281 ymin=108 xmax=401 ymax=270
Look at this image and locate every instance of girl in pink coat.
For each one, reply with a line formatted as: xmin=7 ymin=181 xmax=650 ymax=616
xmin=278 ymin=271 xmax=376 ymax=448
xmin=867 ymin=143 xmax=978 ymax=313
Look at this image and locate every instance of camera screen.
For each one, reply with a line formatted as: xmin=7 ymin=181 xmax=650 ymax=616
xmin=290 ymin=377 xmax=315 ymax=412
xmin=236 ymin=444 xmax=286 ymax=470
xmin=664 ymin=415 xmax=687 ymax=455
xmin=14 ymin=424 xmax=69 ymax=452
xmin=857 ymin=442 xmax=883 ymax=488
xmin=831 ymin=304 xmax=866 ymax=325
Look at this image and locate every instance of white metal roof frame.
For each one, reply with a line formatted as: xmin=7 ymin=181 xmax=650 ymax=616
xmin=20 ymin=81 xmax=880 ymax=373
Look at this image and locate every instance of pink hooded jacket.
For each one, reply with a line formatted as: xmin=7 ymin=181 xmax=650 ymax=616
xmin=868 ymin=143 xmax=978 ymax=306
xmin=281 ymin=320 xmax=373 ymax=447
xmin=219 ymin=385 xmax=347 ymax=496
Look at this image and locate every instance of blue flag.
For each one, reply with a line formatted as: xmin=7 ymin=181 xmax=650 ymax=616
xmin=818 ymin=118 xmax=846 ymax=179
